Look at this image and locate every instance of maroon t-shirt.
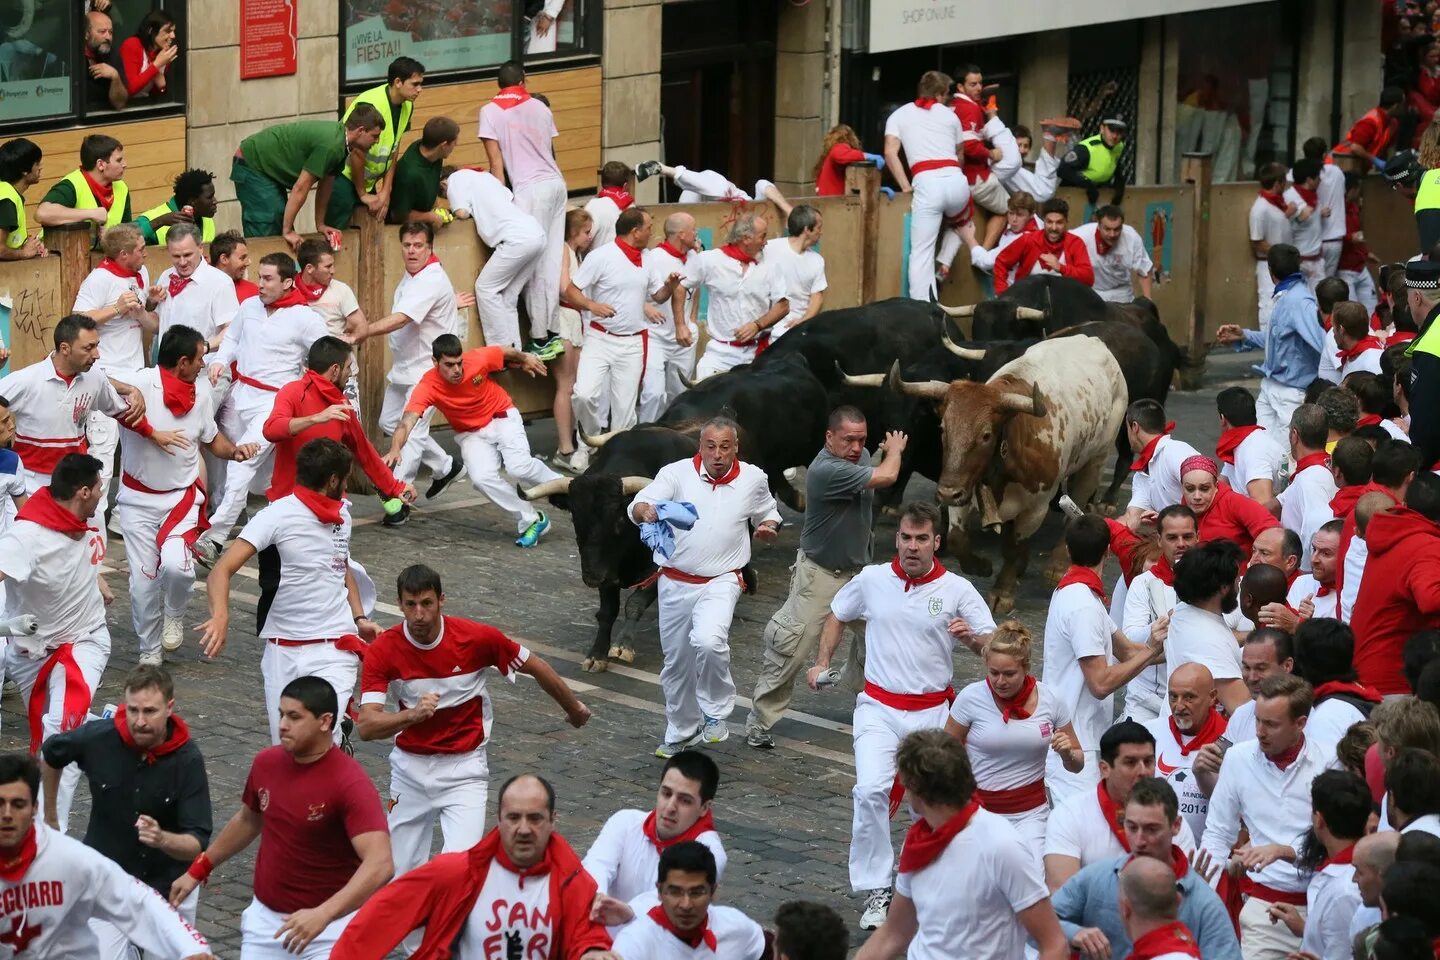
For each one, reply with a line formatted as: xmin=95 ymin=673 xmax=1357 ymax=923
xmin=242 ymin=745 xmax=388 ymax=912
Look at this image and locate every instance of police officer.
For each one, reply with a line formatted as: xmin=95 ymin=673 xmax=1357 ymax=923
xmin=328 ymin=56 xmax=425 ymax=229
xmin=1404 ymin=148 xmax=1440 ymax=255
xmin=1404 ymin=260 xmax=1440 ymax=469
xmin=1058 ymin=115 xmax=1127 ymax=205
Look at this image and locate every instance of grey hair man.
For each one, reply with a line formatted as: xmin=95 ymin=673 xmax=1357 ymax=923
xmin=762 ymin=204 xmax=828 ymax=341
xmin=684 ymin=212 xmax=789 ymax=380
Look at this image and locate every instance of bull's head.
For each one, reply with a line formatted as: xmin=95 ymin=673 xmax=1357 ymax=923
xmin=521 ymin=474 xmax=651 ymax=587
xmin=886 ymin=361 xmax=1046 ymax=506
xmin=969 ymin=302 xmax=1048 ymax=341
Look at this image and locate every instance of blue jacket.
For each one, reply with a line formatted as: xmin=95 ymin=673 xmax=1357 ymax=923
xmin=1242 ymin=273 xmax=1324 ymax=389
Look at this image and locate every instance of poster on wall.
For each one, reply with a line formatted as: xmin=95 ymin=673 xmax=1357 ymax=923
xmin=241 ymin=0 xmax=298 ymax=80
xmin=343 ymin=4 xmax=510 ymax=84
xmin=1144 ymin=201 xmax=1174 ymax=284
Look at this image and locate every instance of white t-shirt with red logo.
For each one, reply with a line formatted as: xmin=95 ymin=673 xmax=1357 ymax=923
xmin=0 ymin=358 xmax=128 ymax=478
xmin=458 ymin=862 xmax=553 ymax=960
xmin=0 ymin=517 xmax=106 ymax=652
xmin=1142 ymin=715 xmax=1217 ymax=839
xmin=950 ymin=679 xmax=1070 ymax=791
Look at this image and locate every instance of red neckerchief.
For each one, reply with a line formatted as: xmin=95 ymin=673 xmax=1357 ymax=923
xmin=1126 ymin=846 xmax=1191 ymax=880
xmin=615 ymin=239 xmax=643 ymax=267
xmin=1130 ymin=422 xmax=1177 ymax=472
xmin=1287 ymin=568 xmax=1300 ymax=590
xmin=1390 ymin=330 xmax=1418 ymax=345
xmin=897 ymin=800 xmax=980 ymax=873
xmin=1151 ymin=554 xmax=1176 ymax=586
xmin=159 ymin=365 xmax=197 ymax=417
xmin=692 ymin=453 xmax=740 ymax=487
xmin=98 ymin=257 xmax=142 ymax=282
xmin=1295 ymin=184 xmax=1320 ymax=208
xmin=266 ymin=285 xmax=310 ymax=309
xmin=1322 ymin=312 xmax=1333 ymax=333
xmin=719 ymin=244 xmax=756 ymax=265
xmin=641 ymin=809 xmax=716 ymax=853
xmin=1315 ymin=580 xmax=1336 ymax=597
xmin=494 ymin=836 xmax=553 ymax=888
xmin=1170 ymin=708 xmax=1227 ymax=756
xmin=647 ymin=904 xmax=717 ymax=951
xmin=113 ymin=706 xmax=191 ymax=764
xmin=659 ymin=240 xmax=689 ymax=263
xmin=406 ymin=254 xmax=440 ymax=278
xmin=1258 ymin=189 xmax=1288 ymax=212
xmin=1128 ymin=922 xmax=1202 ymax=960
xmin=1319 ymin=843 xmax=1356 ymax=871
xmin=167 ymin=273 xmax=194 ymax=298
xmin=988 ymin=675 xmax=1037 ymax=722
xmin=303 ymin=369 xmax=347 ymax=407
xmin=1096 ymin=780 xmax=1130 ymax=851
xmin=1266 ymin=735 xmax=1305 ymax=771
xmin=914 ymin=97 xmax=939 ymax=109
xmin=293 ymin=487 xmax=343 ymax=525
xmin=235 ymin=278 xmax=260 ymax=302
xmin=16 ymin=487 xmax=90 ymax=534
xmin=1057 ymin=565 xmax=1107 ymax=604
xmin=1357 ymin=414 xmax=1383 ymax=428
xmin=491 ymin=85 xmax=532 ymax=110
xmin=1097 ymin=232 xmax=1115 ymax=256
xmin=597 ymin=185 xmax=634 ymax=211
xmin=1215 ymin=424 xmax=1263 ymax=464
xmin=890 ymin=556 xmax=947 ymax=592
xmin=1294 ymin=451 xmax=1329 ymax=475
xmin=1314 ymin=680 xmax=1382 ymax=703
xmin=1337 ymin=335 xmax=1383 ymax=363
xmin=0 ymin=827 xmax=38 ymax=883
xmin=82 ymin=169 xmax=114 ymax=211
xmin=295 ymin=279 xmax=327 ymax=302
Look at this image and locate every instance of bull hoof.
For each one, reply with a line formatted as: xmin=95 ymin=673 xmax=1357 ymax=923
xmin=582 ymin=657 xmax=610 ymax=673
xmin=959 ymin=554 xmax=994 ymax=578
xmin=610 ymin=645 xmax=636 ymax=664
xmin=987 ymin=591 xmax=1016 ymax=616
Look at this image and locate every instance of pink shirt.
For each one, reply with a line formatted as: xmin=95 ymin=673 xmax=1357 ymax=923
xmin=478 ymin=97 xmax=562 ymax=189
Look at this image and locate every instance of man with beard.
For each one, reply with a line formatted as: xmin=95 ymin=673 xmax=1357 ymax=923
xmin=1143 ymin=664 xmax=1226 ymax=839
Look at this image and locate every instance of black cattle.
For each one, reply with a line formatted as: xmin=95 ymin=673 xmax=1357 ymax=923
xmin=958 ymin=275 xmax=1101 ymax=340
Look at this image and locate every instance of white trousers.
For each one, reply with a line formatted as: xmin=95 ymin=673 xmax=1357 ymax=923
xmin=515 ymin=178 xmax=569 ymax=342
xmin=203 ymin=371 xmax=235 ymax=507
xmin=93 ymin=886 xmax=198 ymax=960
xmin=1256 ymin=379 xmax=1306 ymax=438
xmin=115 ymin=486 xmax=201 ymax=656
xmin=1321 ymin=239 xmax=1342 ymax=278
xmin=1045 ymin=748 xmax=1101 ymax=806
xmin=1001 ymin=806 xmax=1049 ymax=866
xmin=849 ymin=693 xmax=950 ymax=891
xmin=241 ymin=897 xmax=355 ymax=960
xmin=85 ymin=411 xmax=119 ymax=532
xmin=455 ymin=417 xmax=560 ymax=532
xmin=1239 ymin=896 xmax=1305 ymax=960
xmin=205 ymin=386 xmax=278 ymax=543
xmin=475 ymin=234 xmax=546 ymax=350
xmin=7 ymin=628 xmax=111 ymax=833
xmin=672 ymin=166 xmax=774 ymax=204
xmin=695 ymin=339 xmax=755 ymax=380
xmin=1123 ymin=686 xmax=1165 ymax=723
xmin=388 ymin=746 xmax=489 ymax=876
xmin=1256 ymin=261 xmax=1276 ymax=331
xmin=260 ymin=640 xmax=359 ymax=745
xmin=658 ymin=574 xmax=743 ymax=743
xmin=574 ymin=329 xmax=645 ymax=434
xmin=380 ymin=381 xmax=452 ymax=485
xmin=1340 ymin=267 xmax=1379 ymax=314
xmin=638 ymin=334 xmax=697 ymax=422
xmin=908 ymin=169 xmax=972 ymax=302
xmin=970 ymin=171 xmax=1009 ymax=215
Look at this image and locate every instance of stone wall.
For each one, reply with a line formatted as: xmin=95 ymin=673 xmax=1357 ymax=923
xmin=601 ymin=0 xmax=662 ymax=202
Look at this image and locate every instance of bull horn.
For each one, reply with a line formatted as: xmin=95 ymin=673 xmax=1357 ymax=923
xmin=938 ymin=303 xmax=976 ymax=318
xmin=833 ymin=361 xmax=887 ymax=388
xmin=621 ymin=476 xmax=654 ymax=495
xmin=885 ymin=359 xmax=950 ymax=400
xmin=522 ymin=477 xmax=573 ymax=499
xmin=1015 ymin=307 xmax=1048 ymax=320
xmin=678 ymin=372 xmax=699 ymax=388
xmin=995 ymin=383 xmax=1048 ymax=418
xmin=579 ymin=426 xmax=621 ymax=448
xmin=939 ymin=326 xmax=987 ymax=360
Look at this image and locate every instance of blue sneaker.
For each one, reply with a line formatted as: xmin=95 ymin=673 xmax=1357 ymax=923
xmin=516 ymin=512 xmax=550 ymax=548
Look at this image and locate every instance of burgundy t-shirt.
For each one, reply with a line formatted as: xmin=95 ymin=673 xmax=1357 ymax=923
xmin=242 ymin=745 xmax=388 ymax=912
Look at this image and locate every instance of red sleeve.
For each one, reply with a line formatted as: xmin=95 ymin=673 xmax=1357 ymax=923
xmin=118 ymin=37 xmax=159 ymax=96
xmin=343 ymin=415 xmax=406 ymax=499
xmin=359 ymin=633 xmax=394 ymax=695
xmin=1061 ymin=235 xmax=1095 ymax=286
xmin=962 ymin=138 xmax=991 ymax=163
xmin=403 ymin=377 xmax=436 ymax=417
xmin=340 ymin=758 xmax=389 ymax=839
xmin=240 ymin=753 xmax=266 ymax=812
xmin=992 ymin=234 xmax=1028 ymax=294
xmin=829 ymin=143 xmax=868 ymax=166
xmin=330 ymin=855 xmax=469 ymax=960
xmin=1234 ymin=492 xmax=1282 ymax=539
xmin=1346 ymin=115 xmax=1380 ymax=151
xmin=261 ymin=385 xmax=301 ymax=443
xmin=1406 ymin=555 xmax=1440 ymax=614
xmin=559 ymin=870 xmax=612 ymax=960
xmin=473 ymin=345 xmax=506 ymax=375
xmin=120 ymin=415 xmax=155 ymax=438
xmin=467 ymin=622 xmax=525 ymax=674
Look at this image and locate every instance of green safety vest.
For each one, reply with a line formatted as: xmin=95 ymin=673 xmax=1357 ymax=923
xmin=342 ymin=85 xmax=413 ymax=192
xmin=0 ymin=181 xmax=39 ymax=249
xmin=1416 ymin=169 xmax=1440 ymax=213
xmin=62 ymin=169 xmax=128 ymax=228
xmin=1080 ymin=134 xmax=1125 ymax=184
xmin=139 ymin=198 xmax=216 ymax=245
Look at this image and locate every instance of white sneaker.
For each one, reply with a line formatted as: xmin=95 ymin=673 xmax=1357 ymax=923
xmin=191 ymin=538 xmax=221 ymax=568
xmin=702 ymin=715 xmax=730 ymax=744
xmin=859 ymin=888 xmax=892 ymax=930
xmin=655 ymin=729 xmax=704 ymax=759
xmin=161 ymin=616 xmax=185 ymax=652
xmin=138 ymin=650 xmax=163 ymax=667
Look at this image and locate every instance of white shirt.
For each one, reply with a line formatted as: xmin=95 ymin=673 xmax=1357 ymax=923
xmin=0 ymin=450 xmax=23 ymax=536
xmin=458 ymin=859 xmax=552 ymax=959
xmin=644 ymin=244 xmax=697 ymax=345
xmin=73 ymin=262 xmax=150 ymax=377
xmin=156 ymin=259 xmax=239 ymax=348
xmin=1042 ymin=581 xmax=1115 ymax=753
xmin=1381 ymin=419 xmax=1411 ymax=443
xmin=1200 ymin=736 xmax=1328 ymax=893
xmin=1165 ymin=602 xmax=1242 ymax=687
xmin=1045 ymin=785 xmax=1197 ymax=866
xmin=611 ymin=900 xmax=764 ymax=960
xmin=237 ymin=495 xmax=355 ymax=640
xmin=303 ymin=279 xmax=361 ymax=339
xmin=1227 ymin=699 xmax=1257 ymax=743
xmin=1339 ymin=345 xmax=1384 ymax=379
xmin=582 ymin=808 xmax=728 ymax=903
xmin=476 ymin=96 xmax=562 ymax=189
xmin=896 ymin=809 xmax=1049 ymax=960
xmin=951 ymin=679 xmax=1070 ymax=791
xmin=1278 ymin=462 xmax=1338 ymax=571
xmin=1220 ymin=428 xmax=1285 ymax=496
xmin=212 ymin=299 xmax=329 ymax=397
xmin=1287 ymin=573 xmax=1340 ymax=620
xmin=1143 ymin=714 xmax=1219 ymax=839
xmin=583 ymin=195 xmax=624 ymax=249
xmin=1128 ymin=434 xmax=1203 ymax=513
xmin=1120 ymin=569 xmax=1173 ymax=710
xmin=1308 ymin=696 xmax=1366 ymax=761
xmin=682 ymin=249 xmax=788 ymax=342
xmin=1249 ymin=196 xmax=1292 ymax=250
xmin=1317 ymin=327 xmax=1342 ymax=384
xmin=1318 ymin=163 xmax=1347 ymax=242
xmin=1402 ymin=813 xmax=1440 ymax=838
xmin=762 ymin=237 xmax=827 ymax=338
xmin=628 ymin=458 xmax=780 ymax=578
xmin=968 ymin=222 xmax=1040 ymax=273
xmin=883 ymin=102 xmax=964 ymax=170
xmin=0 ymin=517 xmax=106 ymax=652
xmin=116 ymin=367 xmax=218 ymax=491
xmin=387 ymin=261 xmax=461 ymax=385
xmin=0 ymin=357 xmax=127 ymax=477
xmin=1071 ymin=222 xmax=1153 ymax=303
xmin=1341 ymin=534 xmax=1367 ymax=623
xmin=832 ymin=563 xmax=996 ymax=696
xmin=1283 ymin=186 xmax=1324 ymax=257
xmin=573 ymin=242 xmax=651 ymax=336
xmin=445 ymin=168 xmax=544 ymax=248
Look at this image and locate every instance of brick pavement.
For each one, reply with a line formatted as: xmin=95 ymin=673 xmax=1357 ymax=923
xmin=16 ymin=350 xmax=1254 ymax=956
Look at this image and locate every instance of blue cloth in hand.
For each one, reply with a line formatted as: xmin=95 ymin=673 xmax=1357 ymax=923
xmin=864 ymin=153 xmax=885 ymax=168
xmin=880 ymin=186 xmax=896 ymax=200
xmin=640 ymin=501 xmax=699 ymax=559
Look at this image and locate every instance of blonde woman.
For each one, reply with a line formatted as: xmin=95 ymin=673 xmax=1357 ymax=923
xmin=552 ymin=207 xmax=594 ymax=471
xmin=946 ymin=620 xmax=1084 ymax=859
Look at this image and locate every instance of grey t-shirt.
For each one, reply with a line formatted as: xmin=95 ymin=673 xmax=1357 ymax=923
xmin=800 ymin=447 xmax=875 ymax=570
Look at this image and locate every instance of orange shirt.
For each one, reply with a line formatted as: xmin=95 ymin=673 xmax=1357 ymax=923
xmin=404 ymin=346 xmax=514 ymax=432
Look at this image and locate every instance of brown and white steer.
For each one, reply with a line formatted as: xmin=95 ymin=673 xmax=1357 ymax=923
xmin=889 ymin=336 xmax=1126 ymax=614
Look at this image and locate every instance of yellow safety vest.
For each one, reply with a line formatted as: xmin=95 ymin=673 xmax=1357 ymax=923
xmin=139 ymin=198 xmax=216 ymax=245
xmin=342 ymin=85 xmax=413 ymax=192
xmin=0 ymin=181 xmax=39 ymax=249
xmin=1080 ymin=134 xmax=1125 ymax=184
xmin=62 ymin=169 xmax=128 ymax=228
xmin=1416 ymin=169 xmax=1440 ymax=214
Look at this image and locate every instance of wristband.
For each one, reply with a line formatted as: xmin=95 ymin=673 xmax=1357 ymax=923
xmin=187 ymin=852 xmax=214 ymax=883
xmin=354 ymin=615 xmax=370 ymax=625
xmin=124 ymin=416 xmax=155 ymax=439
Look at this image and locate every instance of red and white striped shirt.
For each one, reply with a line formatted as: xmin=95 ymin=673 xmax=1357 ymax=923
xmin=0 ymin=356 xmax=128 ymax=476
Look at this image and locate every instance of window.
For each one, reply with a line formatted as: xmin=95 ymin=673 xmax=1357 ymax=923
xmin=0 ymin=3 xmax=77 ymax=124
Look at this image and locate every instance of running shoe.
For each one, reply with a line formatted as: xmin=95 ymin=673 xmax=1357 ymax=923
xmin=382 ymin=503 xmax=411 ymax=527
xmin=526 ymin=336 xmax=565 ymax=361
xmin=1040 ymin=116 xmax=1082 ymax=134
xmin=859 ymin=888 xmax=893 ymax=931
xmin=745 ymin=729 xmax=775 ymax=749
xmin=425 ymin=459 xmax=466 ymax=500
xmin=702 ymin=715 xmax=730 ymax=744
xmin=655 ymin=728 xmax=704 ymax=759
xmin=190 ymin=538 xmax=221 ymax=568
xmin=516 ymin=512 xmax=551 ymax=548
xmin=161 ymin=615 xmax=185 ymax=652
xmin=549 ymin=452 xmax=579 ymax=473
xmin=636 ymin=160 xmax=662 ymax=182
xmin=138 ymin=650 xmax=163 ymax=667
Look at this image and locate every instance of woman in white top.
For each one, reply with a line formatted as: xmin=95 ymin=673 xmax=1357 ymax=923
xmin=947 ymin=621 xmax=1084 ymax=860
xmin=552 ymin=207 xmax=594 ymax=471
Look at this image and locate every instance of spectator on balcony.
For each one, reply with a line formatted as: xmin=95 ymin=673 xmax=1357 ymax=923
xmin=1410 ymin=41 xmax=1440 ymax=142
xmin=813 ymin=124 xmax=882 ymax=197
xmin=0 ymin=138 xmax=47 ymax=260
xmin=36 ymin=134 xmax=131 ymax=246
xmin=83 ymin=9 xmax=127 ymax=111
xmin=118 ymin=10 xmax=178 ymax=102
xmin=1334 ymin=88 xmax=1407 ymax=173
xmin=386 ymin=117 xmax=460 ymax=227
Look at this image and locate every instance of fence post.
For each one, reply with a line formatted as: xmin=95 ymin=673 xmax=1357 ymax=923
xmin=846 ymin=164 xmax=880 ymax=304
xmin=54 ymin=224 xmax=92 ymax=313
xmin=1179 ymin=152 xmax=1214 ymax=390
xmin=352 ymin=218 xmax=386 ymax=495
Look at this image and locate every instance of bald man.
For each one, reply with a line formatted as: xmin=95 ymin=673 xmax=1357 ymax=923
xmin=1239 ymin=562 xmax=1290 ymax=632
xmin=1118 ymin=857 xmax=1201 ymax=959
xmin=1143 ymin=664 xmax=1228 ymax=839
xmin=1349 ymin=831 xmax=1400 ymax=943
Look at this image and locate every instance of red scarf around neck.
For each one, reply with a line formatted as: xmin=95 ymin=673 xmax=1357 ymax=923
xmin=719 ymin=244 xmax=756 ymax=266
xmin=0 ymin=827 xmax=38 ymax=883
xmin=1389 ymin=330 xmax=1418 ymax=345
xmin=896 ymin=799 xmax=980 ymax=873
xmin=890 ymin=556 xmax=947 ymax=592
xmin=1266 ymin=735 xmax=1305 ymax=771
xmin=1096 ymin=780 xmax=1130 ymax=851
xmin=1126 ymin=846 xmax=1192 ymax=880
xmin=1130 ymin=422 xmax=1177 ymax=471
xmin=1056 ymin=565 xmax=1107 ymax=604
xmin=641 ymin=809 xmax=716 ymax=853
xmin=167 ymin=273 xmax=194 ymax=298
xmin=267 ymin=285 xmax=310 ymax=310
xmin=114 ymin=706 xmax=191 ymax=764
xmin=1337 ymin=336 xmax=1383 ymax=363
xmin=304 ymin=369 xmax=347 ymax=407
xmin=16 ymin=487 xmax=90 ymax=534
xmin=988 ymin=675 xmax=1037 ymax=722
xmin=1319 ymin=843 xmax=1356 ymax=871
xmin=1150 ymin=554 xmax=1176 ymax=586
xmin=615 ymin=239 xmax=643 ymax=267
xmin=1215 ymin=424 xmax=1263 ymax=464
xmin=293 ymin=487 xmax=343 ymax=525
xmin=98 ymin=257 xmax=142 ymax=282
xmin=914 ymin=97 xmax=939 ymax=109
xmin=493 ymin=834 xmax=552 ymax=887
xmin=1128 ymin=922 xmax=1202 ymax=960
xmin=1258 ymin=189 xmax=1288 ymax=212
xmin=406 ymin=254 xmax=440 ymax=278
xmin=1294 ymin=451 xmax=1329 ymax=475
xmin=491 ymin=85 xmax=531 ymax=109
xmin=1295 ymin=184 xmax=1320 ymax=208
xmin=159 ymin=366 xmax=197 ymax=417
xmin=83 ymin=170 xmax=114 ymax=211
xmin=597 ymin=185 xmax=634 ymax=211
xmin=647 ymin=905 xmax=717 ymax=951
xmin=658 ymin=240 xmax=689 ymax=263
xmin=295 ymin=279 xmax=327 ymax=302
xmin=1170 ymin=708 xmax=1227 ymax=756
xmin=1314 ymin=680 xmax=1382 ymax=703
xmin=692 ymin=453 xmax=740 ymax=487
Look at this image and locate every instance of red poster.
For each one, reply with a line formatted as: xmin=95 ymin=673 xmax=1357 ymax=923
xmin=241 ymin=0 xmax=298 ymax=80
